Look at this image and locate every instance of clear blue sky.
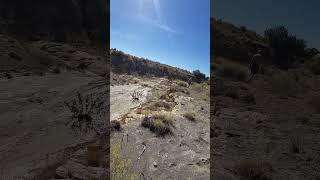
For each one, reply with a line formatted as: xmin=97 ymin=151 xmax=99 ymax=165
xmin=211 ymin=0 xmax=320 ymax=49
xmin=111 ymin=0 xmax=210 ymax=76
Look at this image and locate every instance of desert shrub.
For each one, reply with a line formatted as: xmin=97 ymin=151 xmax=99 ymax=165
xmin=193 ymin=70 xmax=208 ymax=83
xmin=175 ymin=80 xmax=189 ymax=87
xmin=154 ymin=101 xmax=172 ymax=111
xmin=147 ymin=101 xmax=173 ymax=111
xmin=183 ymin=112 xmax=196 ymax=122
xmin=234 ymin=159 xmax=273 ymax=180
xmin=110 ymin=120 xmax=122 ymax=131
xmin=110 ymin=143 xmax=133 ymax=180
xmin=219 ymin=62 xmax=248 ymax=81
xmin=264 ymin=26 xmax=307 ymax=69
xmin=169 ymin=85 xmax=189 ymax=94
xmin=191 ymin=82 xmax=209 ymax=92
xmin=130 ymin=90 xmax=143 ymax=103
xmin=141 ymin=112 xmax=174 ymax=136
xmin=64 ymin=92 xmax=105 ymax=134
xmin=160 ymin=93 xmax=175 ymax=102
xmin=307 ymin=93 xmax=320 ymax=113
xmin=190 ymin=82 xmax=210 ymax=101
xmin=152 ymin=112 xmax=174 ymax=126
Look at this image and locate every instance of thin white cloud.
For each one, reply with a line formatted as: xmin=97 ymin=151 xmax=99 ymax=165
xmin=139 ymin=0 xmax=177 ymax=33
xmin=111 ymin=30 xmax=139 ymax=41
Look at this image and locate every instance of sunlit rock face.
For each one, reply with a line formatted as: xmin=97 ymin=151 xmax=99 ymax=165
xmin=0 ymin=0 xmax=108 ymax=43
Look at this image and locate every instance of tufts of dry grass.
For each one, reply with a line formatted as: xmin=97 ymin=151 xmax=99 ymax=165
xmin=160 ymin=92 xmax=175 ymax=103
xmin=147 ymin=101 xmax=174 ymax=112
xmin=219 ymin=62 xmax=248 ymax=81
xmin=234 ymin=159 xmax=273 ymax=180
xmin=141 ymin=112 xmax=174 ymax=136
xmin=175 ymin=80 xmax=189 ymax=87
xmin=155 ymin=101 xmax=172 ymax=111
xmin=190 ymin=82 xmax=210 ymax=101
xmin=183 ymin=112 xmax=196 ymax=122
xmin=110 ymin=142 xmax=133 ymax=180
xmin=169 ymin=85 xmax=189 ymax=95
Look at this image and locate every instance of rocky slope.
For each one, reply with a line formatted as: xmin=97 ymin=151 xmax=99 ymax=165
xmin=0 ymin=1 xmax=110 ymax=179
xmin=110 ymin=76 xmax=210 ymax=180
xmin=111 ymin=49 xmax=194 ymax=81
xmin=211 ymin=19 xmax=320 ymax=179
xmin=211 ymin=18 xmax=268 ymax=62
xmin=0 ymin=33 xmax=109 ymax=179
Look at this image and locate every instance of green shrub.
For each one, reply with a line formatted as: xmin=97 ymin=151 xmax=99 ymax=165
xmin=193 ymin=70 xmax=208 ymax=83
xmin=264 ymin=26 xmax=307 ymax=69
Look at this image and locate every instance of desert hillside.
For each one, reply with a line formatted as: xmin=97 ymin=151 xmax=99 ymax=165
xmin=111 ymin=49 xmax=194 ymax=81
xmin=211 ymin=18 xmax=268 ymax=62
xmin=211 ymin=18 xmax=320 ymax=180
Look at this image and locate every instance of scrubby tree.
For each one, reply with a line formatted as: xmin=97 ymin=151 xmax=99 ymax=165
xmin=192 ymin=70 xmax=208 ymax=83
xmin=264 ymin=26 xmax=307 ymax=69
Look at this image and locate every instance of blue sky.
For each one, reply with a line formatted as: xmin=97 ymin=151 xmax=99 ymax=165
xmin=111 ymin=0 xmax=210 ymax=76
xmin=211 ymin=0 xmax=320 ymax=49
